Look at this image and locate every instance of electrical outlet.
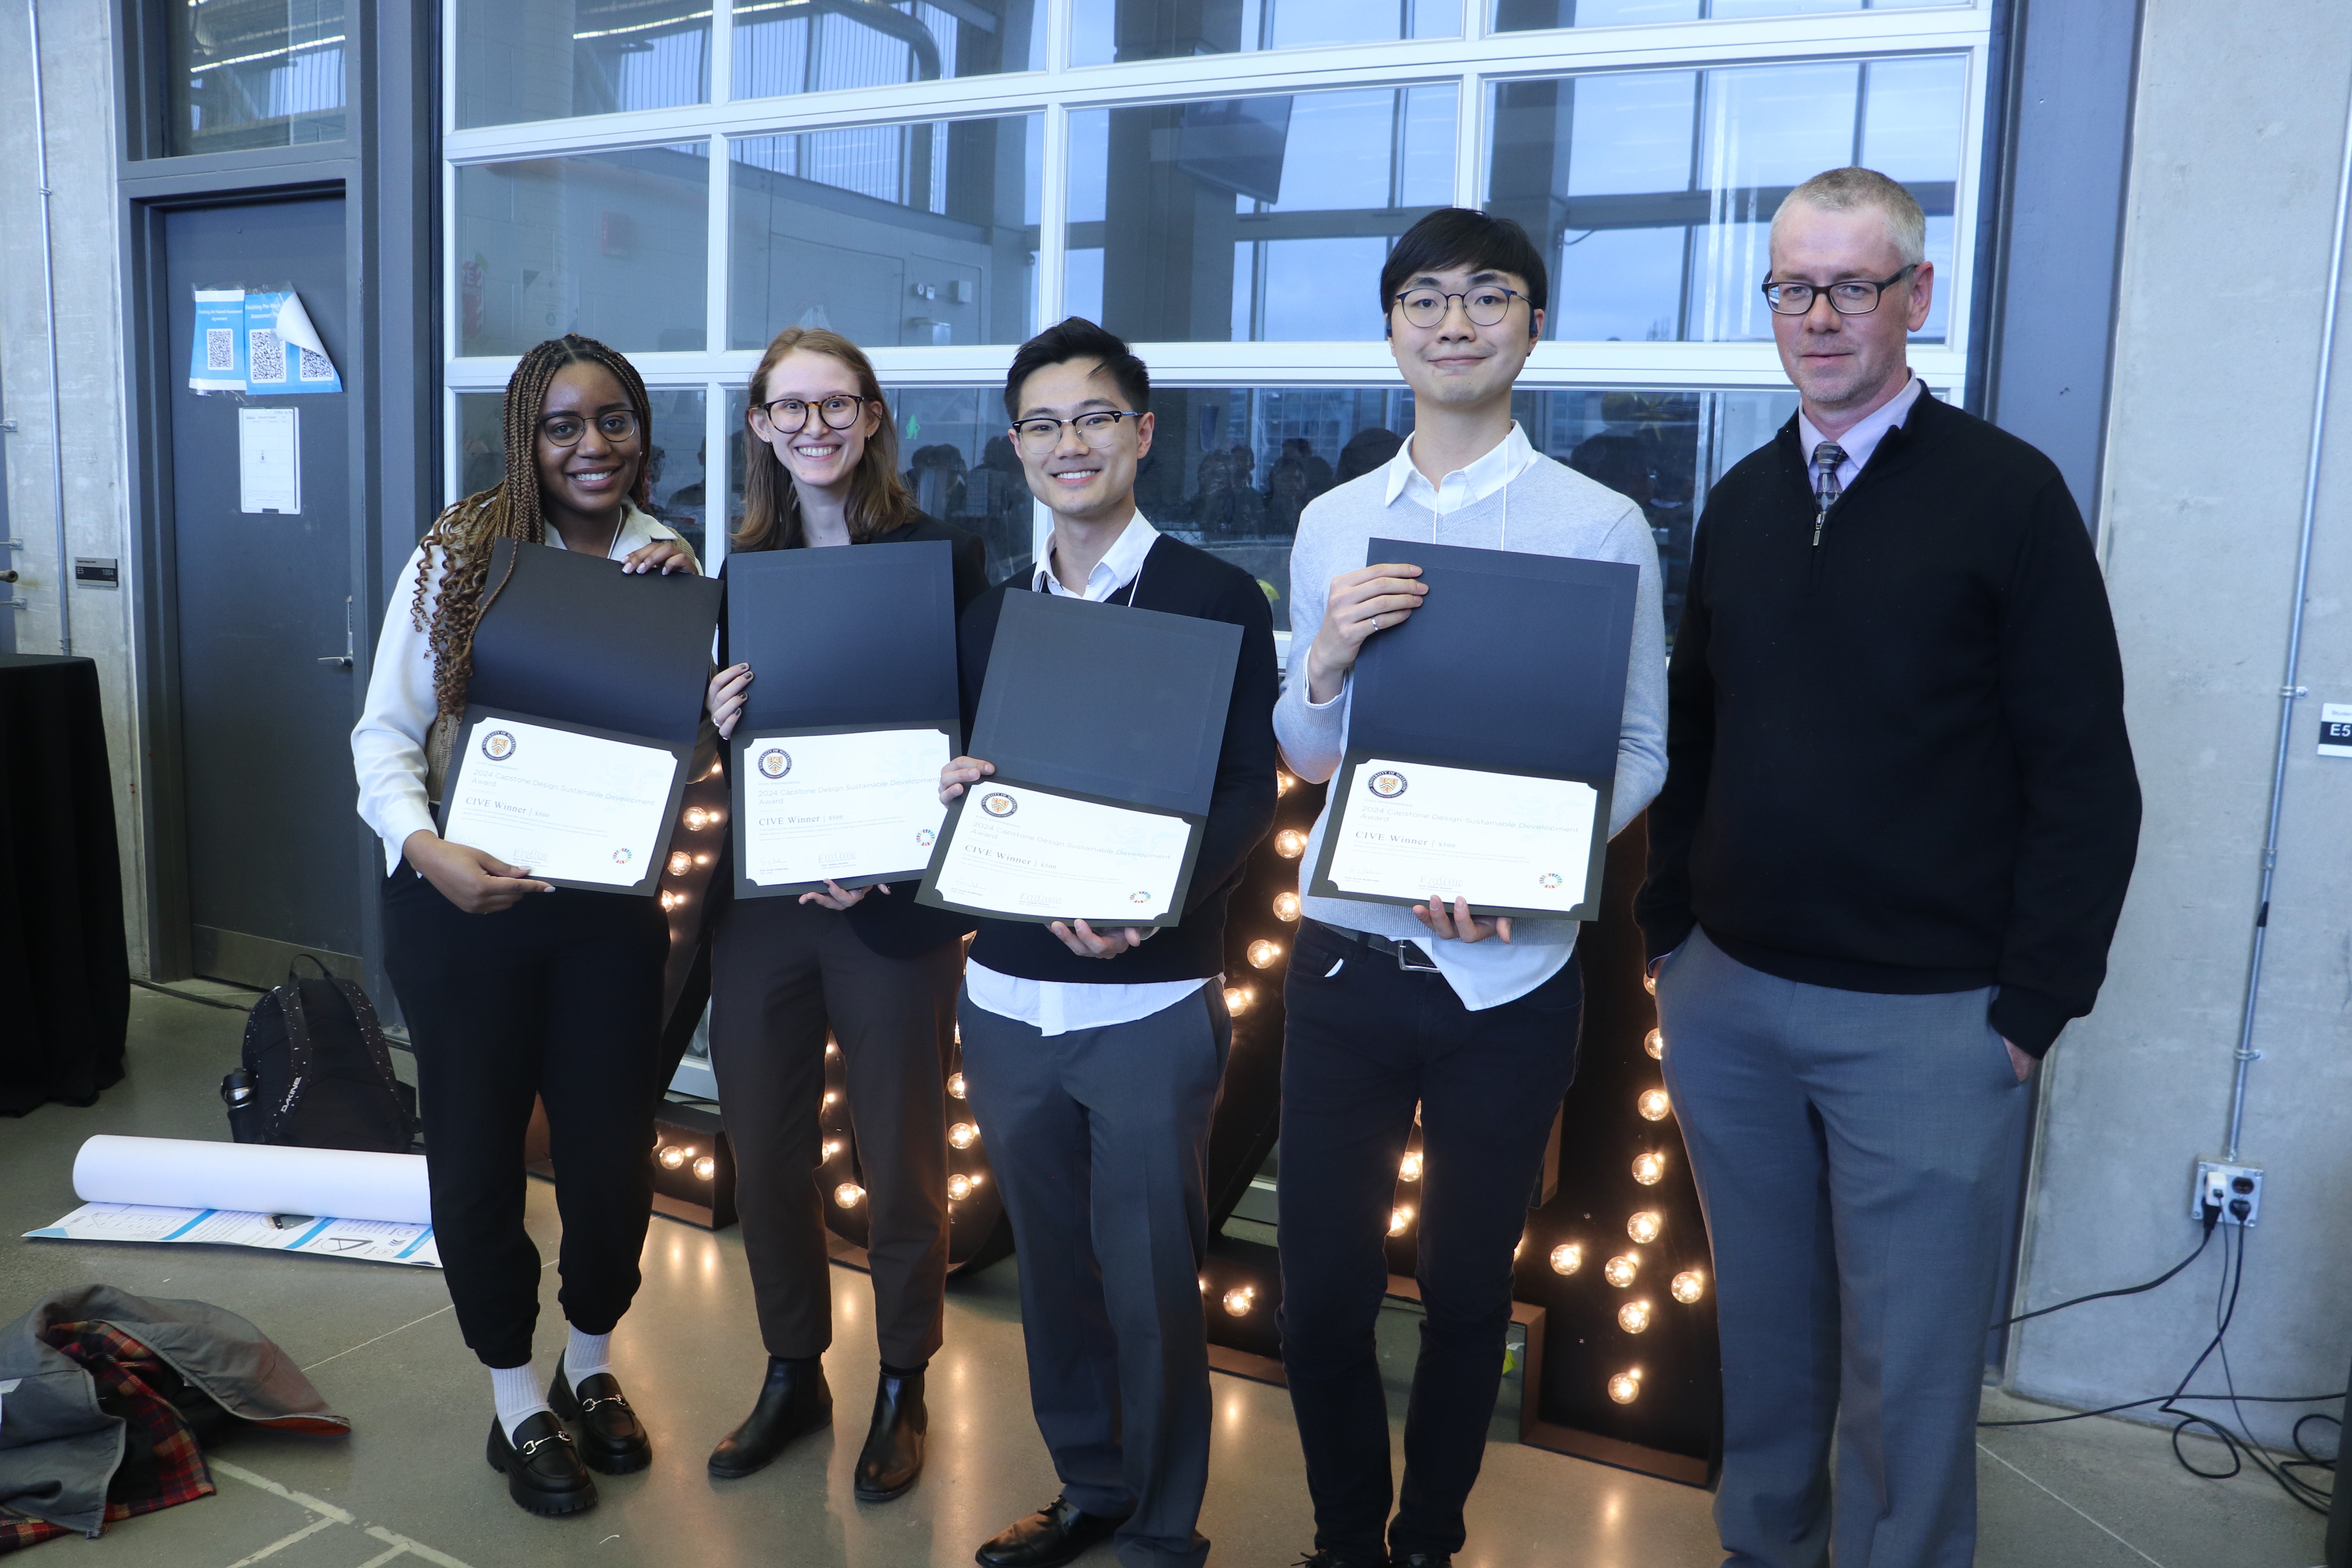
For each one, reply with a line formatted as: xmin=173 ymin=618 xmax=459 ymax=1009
xmin=2191 ymin=1161 xmax=2264 ymax=1226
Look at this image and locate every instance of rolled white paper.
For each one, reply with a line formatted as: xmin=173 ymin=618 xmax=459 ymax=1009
xmin=72 ymin=1136 xmax=432 ymax=1226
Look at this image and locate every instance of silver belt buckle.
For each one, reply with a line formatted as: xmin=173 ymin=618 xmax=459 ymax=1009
xmin=1394 ymin=940 xmax=1439 ymax=974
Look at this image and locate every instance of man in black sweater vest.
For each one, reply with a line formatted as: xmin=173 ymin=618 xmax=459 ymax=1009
xmin=942 ymin=319 xmax=1278 ymax=1568
xmin=1636 ymin=169 xmax=2140 ymax=1568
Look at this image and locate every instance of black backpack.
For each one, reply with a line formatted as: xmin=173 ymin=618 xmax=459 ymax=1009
xmin=220 ymin=958 xmax=419 ymax=1153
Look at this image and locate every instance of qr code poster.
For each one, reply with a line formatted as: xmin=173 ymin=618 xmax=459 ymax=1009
xmin=188 ymin=287 xmax=342 ymax=396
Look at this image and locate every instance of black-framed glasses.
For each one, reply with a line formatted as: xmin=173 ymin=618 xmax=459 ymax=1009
xmin=1759 ymin=265 xmax=1918 ymax=317
xmin=751 ymin=394 xmax=871 ymax=433
xmin=537 ymin=408 xmax=641 ymax=446
xmin=1391 ymin=285 xmax=1532 ymax=329
xmin=1011 ymin=410 xmax=1144 ymax=453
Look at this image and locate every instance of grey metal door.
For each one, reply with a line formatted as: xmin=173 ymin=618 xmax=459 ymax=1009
xmin=163 ymin=197 xmax=361 ymax=984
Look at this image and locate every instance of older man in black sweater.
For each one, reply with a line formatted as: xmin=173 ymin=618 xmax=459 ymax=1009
xmin=1636 ymin=169 xmax=2140 ymax=1568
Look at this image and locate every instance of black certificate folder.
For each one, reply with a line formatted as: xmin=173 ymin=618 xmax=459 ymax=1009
xmin=916 ymin=591 xmax=1242 ymax=928
xmin=435 ymin=537 xmax=721 ymax=896
xmin=724 ymin=543 xmax=961 ymax=898
xmin=1307 ymin=539 xmax=1639 ymax=923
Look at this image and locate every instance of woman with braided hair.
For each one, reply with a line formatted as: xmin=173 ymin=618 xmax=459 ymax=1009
xmin=350 ymin=334 xmax=696 ymax=1518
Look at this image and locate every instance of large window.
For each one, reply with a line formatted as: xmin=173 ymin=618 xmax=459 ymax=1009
xmin=442 ymin=2 xmax=1992 ymax=642
xmin=168 ymin=0 xmax=348 ymax=156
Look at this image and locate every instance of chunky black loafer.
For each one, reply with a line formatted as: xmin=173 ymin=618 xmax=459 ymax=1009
xmin=486 ymin=1411 xmax=597 ymax=1516
xmin=708 ymin=1355 xmax=832 ymax=1480
xmin=550 ymin=1354 xmax=652 ymax=1475
xmin=853 ymin=1369 xmax=927 ymax=1502
xmin=974 ymin=1497 xmax=1126 ymax=1568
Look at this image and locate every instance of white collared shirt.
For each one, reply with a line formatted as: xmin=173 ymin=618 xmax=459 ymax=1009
xmin=1382 ymin=419 xmax=1542 ymax=518
xmin=963 ymin=512 xmax=1210 ymax=1037
xmin=1798 ymin=372 xmax=1925 ymax=495
xmin=351 ymin=501 xmax=692 ymax=875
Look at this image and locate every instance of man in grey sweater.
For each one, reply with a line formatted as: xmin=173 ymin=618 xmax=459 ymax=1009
xmin=1270 ymin=208 xmax=1666 ymax=1568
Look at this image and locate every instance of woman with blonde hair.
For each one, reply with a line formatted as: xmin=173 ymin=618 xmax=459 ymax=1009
xmin=351 ymin=333 xmax=696 ymax=1518
xmin=701 ymin=328 xmax=986 ymax=1502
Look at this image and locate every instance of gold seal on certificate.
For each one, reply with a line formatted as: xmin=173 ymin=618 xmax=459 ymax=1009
xmin=1322 ymin=758 xmax=1599 ymax=913
xmin=739 ymin=727 xmax=951 ymax=889
xmin=929 ymin=782 xmax=1191 ymax=922
xmin=440 ymin=715 xmax=683 ymax=887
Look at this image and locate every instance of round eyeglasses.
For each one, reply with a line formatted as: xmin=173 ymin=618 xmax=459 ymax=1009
xmin=1759 ymin=265 xmax=1918 ymax=317
xmin=537 ymin=409 xmax=641 ymax=447
xmin=1011 ymin=410 xmax=1144 ymax=454
xmin=752 ymin=395 xmax=871 ymax=434
xmin=1391 ymin=285 xmax=1531 ymax=329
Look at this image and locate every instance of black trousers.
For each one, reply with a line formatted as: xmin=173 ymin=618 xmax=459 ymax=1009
xmin=1277 ymin=921 xmax=1584 ymax=1561
xmin=706 ymin=895 xmax=959 ymax=1370
xmin=957 ymin=984 xmax=1229 ymax=1568
xmin=381 ymin=865 xmax=670 ymax=1370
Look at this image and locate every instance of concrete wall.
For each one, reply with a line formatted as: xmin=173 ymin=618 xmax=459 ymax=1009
xmin=0 ymin=0 xmax=147 ymax=975
xmin=2011 ymin=0 xmax=2352 ymax=1445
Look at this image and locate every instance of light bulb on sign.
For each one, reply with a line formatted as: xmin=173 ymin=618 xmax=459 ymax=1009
xmin=693 ymin=1156 xmax=715 ymax=1182
xmin=1618 ymin=1300 xmax=1652 ymax=1334
xmin=822 ymin=1140 xmax=842 ymax=1158
xmin=658 ymin=1145 xmax=686 ymax=1171
xmin=825 ymin=1041 xmax=839 ymax=1057
xmin=823 ymin=1090 xmax=838 ymax=1107
xmin=1272 ymin=891 xmax=1301 ymax=921
xmin=1632 ymin=1151 xmax=1666 ymax=1185
xmin=1390 ymin=1206 xmax=1413 ymax=1236
xmin=1277 ymin=771 xmax=1296 ymax=795
xmin=1549 ymin=1243 xmax=1583 ymax=1276
xmin=695 ymin=852 xmax=711 ymax=866
xmin=1644 ymin=1028 xmax=1664 ymax=1060
xmin=1398 ymin=1151 xmax=1423 ymax=1182
xmin=1608 ymin=1371 xmax=1642 ymax=1405
xmin=668 ymin=851 xmax=691 ymax=876
xmin=1626 ymin=1210 xmax=1662 ymax=1244
xmin=682 ymin=808 xmax=708 ymax=831
xmin=1274 ymin=829 xmax=1307 ymax=858
xmin=1671 ymin=1270 xmax=1706 ymax=1304
xmin=1223 ymin=985 xmax=1252 ymax=1015
xmin=948 ymin=1122 xmax=978 ymax=1150
xmin=834 ymin=1183 xmax=864 ymax=1209
xmin=1604 ymin=1254 xmax=1638 ymax=1288
xmin=947 ymin=1072 xmax=967 ymax=1098
xmin=1247 ymin=939 xmax=1283 ymax=969
xmin=947 ymin=1174 xmax=973 ymax=1201
xmin=1638 ymin=1089 xmax=1671 ymax=1122
xmin=1221 ymin=1286 xmax=1255 ymax=1318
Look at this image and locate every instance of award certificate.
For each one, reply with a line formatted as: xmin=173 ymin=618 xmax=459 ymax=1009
xmin=440 ymin=716 xmax=681 ymax=887
xmin=1322 ymin=758 xmax=1599 ymax=913
xmin=740 ymin=727 xmax=951 ymax=889
xmin=931 ymin=783 xmax=1192 ymax=922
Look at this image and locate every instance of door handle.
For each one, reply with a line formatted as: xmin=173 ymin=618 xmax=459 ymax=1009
xmin=319 ymin=595 xmax=354 ymax=667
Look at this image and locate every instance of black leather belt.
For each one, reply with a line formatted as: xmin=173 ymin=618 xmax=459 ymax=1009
xmin=1305 ymin=919 xmax=1441 ymax=974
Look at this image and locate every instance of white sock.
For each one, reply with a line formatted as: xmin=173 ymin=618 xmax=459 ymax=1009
xmin=565 ymin=1327 xmax=613 ymax=1382
xmin=491 ymin=1362 xmax=550 ymax=1442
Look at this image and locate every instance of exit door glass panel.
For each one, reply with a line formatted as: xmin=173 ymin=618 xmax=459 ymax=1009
xmin=457 ymin=389 xmax=710 ymax=563
xmin=165 ymin=0 xmax=347 ymax=156
xmin=455 ymin=0 xmax=711 ymax=129
xmin=163 ymin=198 xmax=361 ymax=983
xmin=728 ymin=114 xmax=1042 ymax=350
xmin=457 ymin=146 xmax=711 ymax=355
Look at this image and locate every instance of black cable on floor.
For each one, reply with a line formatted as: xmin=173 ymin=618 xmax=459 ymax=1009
xmin=1989 ymin=1201 xmax=2218 ymax=1331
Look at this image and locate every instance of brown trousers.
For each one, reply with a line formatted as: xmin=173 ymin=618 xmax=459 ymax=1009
xmin=706 ymin=895 xmax=959 ymax=1369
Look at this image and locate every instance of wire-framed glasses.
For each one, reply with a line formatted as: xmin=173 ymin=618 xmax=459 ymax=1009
xmin=1391 ymin=285 xmax=1531 ymax=328
xmin=1759 ymin=265 xmax=1918 ymax=317
xmin=752 ymin=395 xmax=871 ymax=433
xmin=1011 ymin=410 xmax=1144 ymax=454
xmin=537 ymin=409 xmax=641 ymax=447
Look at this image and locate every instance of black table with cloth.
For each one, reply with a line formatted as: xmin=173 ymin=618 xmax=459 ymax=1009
xmin=0 ymin=654 xmax=130 ymax=1114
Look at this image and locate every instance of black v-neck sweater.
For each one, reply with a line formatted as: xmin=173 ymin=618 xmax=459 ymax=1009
xmin=1634 ymin=392 xmax=2141 ymax=1056
xmin=956 ymin=534 xmax=1280 ymax=985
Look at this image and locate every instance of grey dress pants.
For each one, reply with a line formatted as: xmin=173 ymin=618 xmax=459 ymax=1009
xmin=707 ymin=895 xmax=959 ymax=1370
xmin=1655 ymin=929 xmax=2031 ymax=1568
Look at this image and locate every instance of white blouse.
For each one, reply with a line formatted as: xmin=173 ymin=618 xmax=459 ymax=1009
xmin=350 ymin=501 xmax=694 ymax=875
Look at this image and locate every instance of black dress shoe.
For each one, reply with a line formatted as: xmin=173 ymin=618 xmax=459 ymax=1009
xmin=550 ymin=1354 xmax=651 ymax=1475
xmin=1293 ymin=1553 xmax=1390 ymax=1568
xmin=975 ymin=1497 xmax=1126 ymax=1568
xmin=1392 ymin=1554 xmax=1451 ymax=1568
xmin=708 ymin=1355 xmax=833 ymax=1479
xmin=853 ymin=1369 xmax=927 ymax=1502
xmin=485 ymin=1412 xmax=598 ymax=1516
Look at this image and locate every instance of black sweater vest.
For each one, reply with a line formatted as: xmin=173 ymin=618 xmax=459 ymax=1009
xmin=1634 ymin=392 xmax=2141 ymax=1055
xmin=956 ymin=535 xmax=1279 ymax=984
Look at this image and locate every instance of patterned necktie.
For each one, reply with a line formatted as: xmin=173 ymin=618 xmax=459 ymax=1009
xmin=1811 ymin=441 xmax=1846 ymax=548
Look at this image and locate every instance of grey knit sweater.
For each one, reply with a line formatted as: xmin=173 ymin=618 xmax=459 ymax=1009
xmin=1273 ymin=449 xmax=1668 ymax=960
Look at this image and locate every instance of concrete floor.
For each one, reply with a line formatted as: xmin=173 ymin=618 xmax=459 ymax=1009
xmin=0 ymin=987 xmax=2331 ymax=1568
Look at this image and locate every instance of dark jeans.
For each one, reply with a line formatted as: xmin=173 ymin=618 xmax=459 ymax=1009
xmin=707 ymin=894 xmax=959 ymax=1369
xmin=381 ymin=864 xmax=670 ymax=1369
xmin=1278 ymin=921 xmax=1584 ymax=1562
